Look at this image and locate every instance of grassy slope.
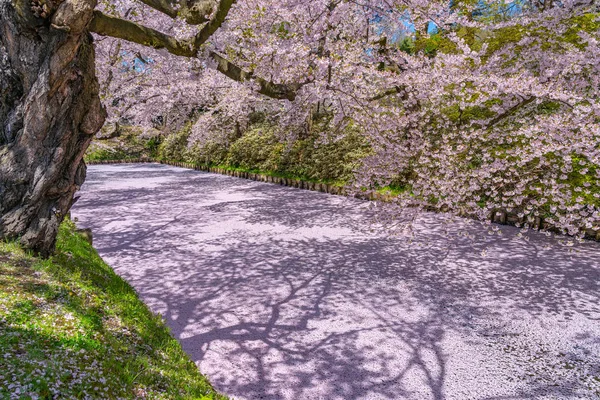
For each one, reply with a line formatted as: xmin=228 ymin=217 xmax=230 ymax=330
xmin=0 ymin=220 xmax=226 ymax=400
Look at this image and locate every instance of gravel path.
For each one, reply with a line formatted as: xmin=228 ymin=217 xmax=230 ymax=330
xmin=72 ymin=164 xmax=600 ymax=400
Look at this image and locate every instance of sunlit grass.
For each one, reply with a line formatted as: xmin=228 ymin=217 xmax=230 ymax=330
xmin=0 ymin=220 xmax=226 ymax=399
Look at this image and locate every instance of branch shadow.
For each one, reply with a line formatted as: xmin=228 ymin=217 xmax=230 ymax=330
xmin=72 ymin=164 xmax=600 ymax=400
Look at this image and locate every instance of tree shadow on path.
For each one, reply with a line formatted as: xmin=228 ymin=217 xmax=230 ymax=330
xmin=73 ymin=164 xmax=600 ymax=400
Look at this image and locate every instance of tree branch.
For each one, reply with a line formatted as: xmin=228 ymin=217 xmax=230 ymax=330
xmin=90 ymin=11 xmax=198 ymax=56
xmin=89 ymin=11 xmax=300 ymax=100
xmin=137 ymin=0 xmax=219 ymax=25
xmin=487 ymin=96 xmax=535 ymax=127
xmin=369 ymin=86 xmax=408 ymax=102
xmin=209 ymin=51 xmax=298 ymax=101
xmin=136 ymin=0 xmax=179 ymax=19
xmin=90 ymin=0 xmax=236 ymax=55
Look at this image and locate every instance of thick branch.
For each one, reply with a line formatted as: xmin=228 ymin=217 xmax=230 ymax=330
xmin=90 ymin=11 xmax=300 ymax=100
xmin=487 ymin=96 xmax=535 ymax=127
xmin=193 ymin=0 xmax=236 ymax=47
xmin=137 ymin=0 xmax=218 ymax=25
xmin=90 ymin=0 xmax=236 ymax=56
xmin=369 ymin=86 xmax=407 ymax=102
xmin=209 ymin=52 xmax=298 ymax=101
xmin=137 ymin=0 xmax=179 ymax=19
xmin=90 ymin=11 xmax=198 ymax=56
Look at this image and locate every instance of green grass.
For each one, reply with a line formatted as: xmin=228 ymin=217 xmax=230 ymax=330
xmin=0 ymin=220 xmax=227 ymax=400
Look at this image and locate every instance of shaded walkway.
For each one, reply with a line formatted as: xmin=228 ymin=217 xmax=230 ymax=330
xmin=72 ymin=164 xmax=600 ymax=400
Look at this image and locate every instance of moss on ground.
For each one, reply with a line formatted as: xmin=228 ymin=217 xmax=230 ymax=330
xmin=0 ymin=220 xmax=226 ymax=400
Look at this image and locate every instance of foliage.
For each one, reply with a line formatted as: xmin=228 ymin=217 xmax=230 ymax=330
xmin=226 ymin=124 xmax=281 ymax=171
xmin=85 ymin=146 xmax=132 ymax=162
xmin=278 ymin=125 xmax=372 ymax=183
xmin=158 ymin=123 xmax=193 ymax=163
xmin=144 ymin=136 xmax=162 ymax=154
xmin=93 ymin=0 xmax=600 ymax=237
xmin=187 ymin=139 xmax=231 ymax=166
xmin=85 ymin=125 xmax=162 ymax=162
xmin=156 ymin=117 xmax=371 ymax=185
xmin=0 ymin=220 xmax=226 ymax=399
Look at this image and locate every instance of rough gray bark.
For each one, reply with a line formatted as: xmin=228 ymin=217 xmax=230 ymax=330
xmin=0 ymin=0 xmax=105 ymax=256
xmin=0 ymin=0 xmax=290 ymax=256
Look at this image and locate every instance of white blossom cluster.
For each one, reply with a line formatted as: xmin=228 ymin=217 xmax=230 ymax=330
xmin=94 ymin=0 xmax=599 ymax=237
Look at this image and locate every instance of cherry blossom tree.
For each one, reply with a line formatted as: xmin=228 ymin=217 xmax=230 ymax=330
xmin=1 ymin=0 xmax=598 ymax=255
xmin=99 ymin=0 xmax=599 ymax=238
xmin=0 ymin=0 xmax=255 ymax=254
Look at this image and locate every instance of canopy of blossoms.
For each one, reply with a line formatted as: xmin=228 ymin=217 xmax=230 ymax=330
xmin=94 ymin=0 xmax=600 ymax=239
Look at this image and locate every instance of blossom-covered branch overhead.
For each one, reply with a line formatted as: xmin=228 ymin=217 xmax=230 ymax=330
xmin=93 ymin=0 xmax=600 ymax=238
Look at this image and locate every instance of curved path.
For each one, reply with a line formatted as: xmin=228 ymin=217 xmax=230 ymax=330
xmin=72 ymin=164 xmax=600 ymax=400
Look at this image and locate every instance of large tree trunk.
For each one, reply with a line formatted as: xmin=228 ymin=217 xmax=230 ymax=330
xmin=0 ymin=0 xmax=105 ymax=256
